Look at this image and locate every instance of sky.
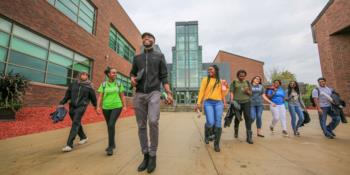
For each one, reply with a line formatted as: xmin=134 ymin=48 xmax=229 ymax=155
xmin=118 ymin=0 xmax=329 ymax=84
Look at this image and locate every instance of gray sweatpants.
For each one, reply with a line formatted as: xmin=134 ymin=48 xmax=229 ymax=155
xmin=133 ymin=91 xmax=161 ymax=157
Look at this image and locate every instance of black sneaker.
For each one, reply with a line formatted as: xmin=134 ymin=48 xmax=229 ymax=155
xmin=105 ymin=145 xmax=116 ymax=151
xmin=106 ymin=148 xmax=113 ymax=156
xmin=326 ymin=135 xmax=334 ymax=139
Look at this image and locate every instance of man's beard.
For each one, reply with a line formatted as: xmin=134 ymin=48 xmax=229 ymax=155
xmin=143 ymin=41 xmax=154 ymax=49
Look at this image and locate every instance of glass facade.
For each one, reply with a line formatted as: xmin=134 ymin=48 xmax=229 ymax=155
xmin=116 ymin=73 xmax=132 ymax=97
xmin=172 ymin=21 xmax=202 ymax=104
xmin=109 ymin=25 xmax=135 ymax=63
xmin=0 ymin=17 xmax=92 ymax=86
xmin=47 ymin=0 xmax=96 ymax=34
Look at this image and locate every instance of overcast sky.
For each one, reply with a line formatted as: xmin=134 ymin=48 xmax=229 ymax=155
xmin=118 ymin=0 xmax=329 ymax=84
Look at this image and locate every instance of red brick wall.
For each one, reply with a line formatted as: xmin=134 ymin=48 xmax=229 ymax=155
xmin=312 ymin=0 xmax=350 ymax=116
xmin=0 ymin=0 xmax=142 ymax=107
xmin=213 ymin=51 xmax=265 ymax=83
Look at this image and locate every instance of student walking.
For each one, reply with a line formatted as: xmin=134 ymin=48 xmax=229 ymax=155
xmin=312 ymin=77 xmax=341 ymax=139
xmin=250 ymin=76 xmax=265 ymax=137
xmin=264 ymin=80 xmax=289 ymax=137
xmin=195 ymin=65 xmax=228 ymax=152
xmin=60 ymin=71 xmax=97 ymax=152
xmin=230 ymin=70 xmax=253 ymax=144
xmin=130 ymin=32 xmax=173 ymax=173
xmin=96 ymin=67 xmax=127 ymax=156
xmin=286 ymin=81 xmax=306 ymax=136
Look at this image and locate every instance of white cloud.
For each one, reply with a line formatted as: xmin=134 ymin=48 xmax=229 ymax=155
xmin=118 ymin=0 xmax=329 ymax=84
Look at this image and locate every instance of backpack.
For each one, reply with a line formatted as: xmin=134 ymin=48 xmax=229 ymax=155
xmin=231 ymin=80 xmax=251 ymax=93
xmin=50 ymin=107 xmax=67 ymax=123
xmin=102 ymin=81 xmax=122 ymax=95
xmin=310 ymin=88 xmax=320 ymax=107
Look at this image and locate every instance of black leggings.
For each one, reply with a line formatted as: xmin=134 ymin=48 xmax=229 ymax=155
xmin=67 ymin=106 xmax=87 ymax=147
xmin=103 ymin=108 xmax=122 ymax=148
xmin=234 ymin=102 xmax=252 ymax=131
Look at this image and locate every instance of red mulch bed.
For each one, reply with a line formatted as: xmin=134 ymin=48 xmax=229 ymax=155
xmin=0 ymin=106 xmax=134 ymax=140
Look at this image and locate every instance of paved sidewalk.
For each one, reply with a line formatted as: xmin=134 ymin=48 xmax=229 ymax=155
xmin=0 ymin=111 xmax=349 ymax=175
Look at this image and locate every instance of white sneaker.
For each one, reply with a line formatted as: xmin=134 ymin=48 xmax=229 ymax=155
xmin=78 ymin=138 xmax=88 ymax=145
xmin=62 ymin=146 xmax=72 ymax=152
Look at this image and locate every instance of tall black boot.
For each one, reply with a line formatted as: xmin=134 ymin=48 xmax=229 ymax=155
xmin=214 ymin=127 xmax=222 ymax=152
xmin=234 ymin=127 xmax=239 ymax=138
xmin=204 ymin=125 xmax=210 ymax=144
xmin=147 ymin=155 xmax=157 ymax=173
xmin=246 ymin=130 xmax=253 ymax=144
xmin=137 ymin=153 xmax=149 ymax=172
xmin=208 ymin=127 xmax=215 ymax=141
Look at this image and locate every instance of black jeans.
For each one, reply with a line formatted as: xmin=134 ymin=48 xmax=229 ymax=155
xmin=103 ymin=108 xmax=122 ymax=148
xmin=67 ymin=106 xmax=87 ymax=147
xmin=234 ymin=101 xmax=252 ymax=131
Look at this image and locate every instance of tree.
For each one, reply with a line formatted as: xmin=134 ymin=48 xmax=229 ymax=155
xmin=267 ymin=67 xmax=296 ymax=85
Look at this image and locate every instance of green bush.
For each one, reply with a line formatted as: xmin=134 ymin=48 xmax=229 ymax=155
xmin=0 ymin=72 xmax=29 ymax=111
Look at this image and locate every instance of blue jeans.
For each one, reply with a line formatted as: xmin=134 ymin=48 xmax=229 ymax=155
xmin=250 ymin=105 xmax=264 ymax=129
xmin=319 ymin=107 xmax=341 ymax=136
xmin=204 ymin=100 xmax=224 ymax=128
xmin=288 ymin=104 xmax=304 ymax=131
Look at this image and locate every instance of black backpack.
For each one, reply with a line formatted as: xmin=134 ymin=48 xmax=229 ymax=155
xmin=310 ymin=88 xmax=320 ymax=107
xmin=50 ymin=107 xmax=67 ymax=123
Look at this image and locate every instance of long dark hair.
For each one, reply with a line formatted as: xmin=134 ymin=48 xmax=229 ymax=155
xmin=287 ymin=81 xmax=300 ymax=96
xmin=205 ymin=65 xmax=220 ymax=92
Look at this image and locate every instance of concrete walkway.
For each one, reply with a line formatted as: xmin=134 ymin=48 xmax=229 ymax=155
xmin=0 ymin=111 xmax=349 ymax=175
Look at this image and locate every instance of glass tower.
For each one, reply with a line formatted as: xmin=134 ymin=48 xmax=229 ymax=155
xmin=172 ymin=21 xmax=202 ymax=104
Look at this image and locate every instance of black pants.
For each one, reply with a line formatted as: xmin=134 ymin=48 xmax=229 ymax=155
xmin=67 ymin=106 xmax=87 ymax=147
xmin=234 ymin=101 xmax=252 ymax=131
xmin=103 ymin=108 xmax=122 ymax=148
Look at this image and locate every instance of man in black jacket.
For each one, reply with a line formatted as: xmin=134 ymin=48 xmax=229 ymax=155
xmin=60 ymin=72 xmax=97 ymax=152
xmin=130 ymin=32 xmax=173 ymax=173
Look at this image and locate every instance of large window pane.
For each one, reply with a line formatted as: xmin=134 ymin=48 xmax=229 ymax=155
xmin=47 ymin=63 xmax=71 ymax=77
xmin=13 ymin=25 xmax=49 ymax=48
xmin=9 ymin=51 xmax=46 ymax=71
xmin=74 ymin=54 xmax=90 ymax=66
xmin=47 ymin=74 xmax=70 ymax=86
xmin=73 ymin=63 xmax=89 ymax=72
xmin=7 ymin=65 xmax=44 ymax=82
xmin=81 ymin=0 xmax=94 ymax=15
xmin=56 ymin=0 xmax=78 ymax=21
xmin=70 ymin=0 xmax=79 ymax=6
xmin=0 ymin=32 xmax=10 ymax=47
xmin=78 ymin=19 xmax=92 ymax=33
xmin=49 ymin=52 xmax=73 ymax=67
xmin=59 ymin=0 xmax=78 ymax=13
xmin=11 ymin=37 xmax=48 ymax=60
xmin=50 ymin=43 xmax=73 ymax=58
xmin=78 ymin=10 xmax=93 ymax=24
xmin=0 ymin=47 xmax=7 ymax=62
xmin=0 ymin=17 xmax=12 ymax=33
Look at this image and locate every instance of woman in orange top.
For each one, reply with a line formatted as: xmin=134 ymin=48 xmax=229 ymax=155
xmin=195 ymin=65 xmax=228 ymax=152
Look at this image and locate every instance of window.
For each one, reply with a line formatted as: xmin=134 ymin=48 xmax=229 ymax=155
xmin=109 ymin=25 xmax=135 ymax=63
xmin=0 ymin=17 xmax=93 ymax=86
xmin=117 ymin=73 xmax=132 ymax=97
xmin=47 ymin=0 xmax=96 ymax=34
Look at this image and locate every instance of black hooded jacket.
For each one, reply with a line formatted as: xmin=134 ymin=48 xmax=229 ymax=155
xmin=130 ymin=48 xmax=168 ymax=93
xmin=60 ymin=80 xmax=97 ymax=108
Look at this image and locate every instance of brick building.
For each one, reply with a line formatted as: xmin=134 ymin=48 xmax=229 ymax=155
xmin=0 ymin=0 xmax=142 ymax=107
xmin=213 ymin=50 xmax=265 ymax=83
xmin=311 ymin=0 xmax=350 ymax=116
